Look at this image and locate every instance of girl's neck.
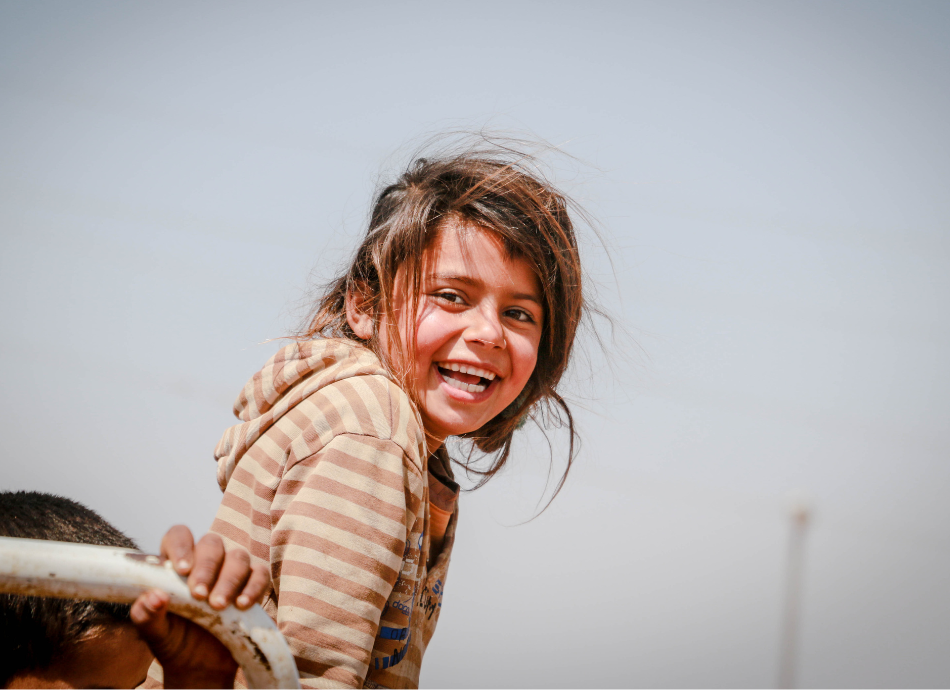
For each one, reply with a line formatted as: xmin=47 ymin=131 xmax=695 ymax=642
xmin=425 ymin=433 xmax=446 ymax=457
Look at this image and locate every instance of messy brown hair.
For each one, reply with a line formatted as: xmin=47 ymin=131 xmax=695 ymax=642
xmin=299 ymin=138 xmax=588 ymax=502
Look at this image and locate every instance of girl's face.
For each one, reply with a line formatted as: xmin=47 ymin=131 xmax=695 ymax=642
xmin=396 ymin=220 xmax=543 ymax=450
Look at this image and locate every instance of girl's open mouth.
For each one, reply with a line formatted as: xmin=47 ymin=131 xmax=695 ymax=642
xmin=436 ymin=362 xmax=497 ymax=394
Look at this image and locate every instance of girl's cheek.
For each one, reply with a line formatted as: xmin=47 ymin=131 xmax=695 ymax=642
xmin=517 ymin=342 xmax=540 ymax=386
xmin=411 ymin=312 xmax=449 ymax=372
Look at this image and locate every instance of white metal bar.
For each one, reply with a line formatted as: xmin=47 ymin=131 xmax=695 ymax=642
xmin=0 ymin=537 xmax=300 ymax=689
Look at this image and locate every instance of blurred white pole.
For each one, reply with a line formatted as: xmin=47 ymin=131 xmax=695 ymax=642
xmin=778 ymin=494 xmax=811 ymax=689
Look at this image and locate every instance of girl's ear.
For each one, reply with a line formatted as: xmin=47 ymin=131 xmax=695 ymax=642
xmin=345 ymin=283 xmax=375 ymax=340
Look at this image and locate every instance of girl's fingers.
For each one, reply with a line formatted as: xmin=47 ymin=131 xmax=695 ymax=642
xmin=236 ymin=563 xmax=270 ymax=610
xmin=160 ymin=524 xmax=196 ymax=576
xmin=188 ymin=532 xmax=225 ymax=601
xmin=208 ymin=547 xmax=252 ymax=610
xmin=163 ymin=528 xmax=265 ymax=609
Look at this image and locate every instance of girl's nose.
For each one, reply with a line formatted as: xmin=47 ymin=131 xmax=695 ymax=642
xmin=464 ymin=308 xmax=506 ymax=349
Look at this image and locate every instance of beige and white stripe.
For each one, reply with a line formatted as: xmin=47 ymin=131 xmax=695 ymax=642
xmin=148 ymin=338 xmax=456 ymax=689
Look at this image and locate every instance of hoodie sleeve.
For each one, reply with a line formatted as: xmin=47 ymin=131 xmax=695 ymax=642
xmin=268 ymin=433 xmax=425 ymax=688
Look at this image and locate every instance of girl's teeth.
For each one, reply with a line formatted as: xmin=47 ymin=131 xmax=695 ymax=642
xmin=440 ymin=363 xmax=496 ymax=380
xmin=442 ymin=374 xmax=487 ymax=394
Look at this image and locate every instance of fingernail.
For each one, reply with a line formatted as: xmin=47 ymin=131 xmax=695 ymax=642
xmin=177 ymin=559 xmax=190 ymax=572
xmin=210 ymin=594 xmax=226 ymax=608
xmin=237 ymin=595 xmax=250 ymax=608
xmin=193 ymin=583 xmax=208 ymax=598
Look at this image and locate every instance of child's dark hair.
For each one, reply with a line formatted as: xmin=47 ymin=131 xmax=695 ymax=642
xmin=0 ymin=491 xmax=138 ymax=685
xmin=300 ymin=137 xmax=588 ymax=501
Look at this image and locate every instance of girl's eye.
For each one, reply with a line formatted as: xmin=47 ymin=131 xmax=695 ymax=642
xmin=434 ymin=291 xmax=464 ymax=305
xmin=505 ymin=308 xmax=536 ymax=324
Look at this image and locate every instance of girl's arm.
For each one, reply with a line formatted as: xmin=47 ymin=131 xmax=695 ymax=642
xmin=222 ymin=432 xmax=425 ymax=688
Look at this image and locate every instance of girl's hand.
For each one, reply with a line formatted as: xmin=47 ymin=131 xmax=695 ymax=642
xmin=160 ymin=525 xmax=269 ymax=610
xmin=130 ymin=525 xmax=270 ymax=688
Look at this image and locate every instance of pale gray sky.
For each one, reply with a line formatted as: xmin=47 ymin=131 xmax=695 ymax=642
xmin=2 ymin=1 xmax=948 ymax=686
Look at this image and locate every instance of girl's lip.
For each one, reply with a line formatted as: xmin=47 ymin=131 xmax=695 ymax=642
xmin=434 ymin=365 xmax=496 ymax=402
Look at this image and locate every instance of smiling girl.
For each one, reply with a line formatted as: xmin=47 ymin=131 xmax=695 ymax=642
xmin=205 ymin=145 xmax=585 ymax=688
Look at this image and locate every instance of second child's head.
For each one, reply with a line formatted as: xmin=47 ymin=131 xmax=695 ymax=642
xmin=303 ymin=143 xmax=586 ymax=485
xmin=0 ymin=491 xmax=152 ymax=689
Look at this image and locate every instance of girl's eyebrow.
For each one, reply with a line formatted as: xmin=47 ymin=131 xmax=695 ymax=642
xmin=511 ymin=291 xmax=543 ymax=306
xmin=428 ymin=273 xmax=542 ymax=305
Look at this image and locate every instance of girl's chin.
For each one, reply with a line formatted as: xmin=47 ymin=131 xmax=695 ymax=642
xmin=420 ymin=371 xmax=512 ymax=438
xmin=422 ymin=397 xmax=502 ymax=439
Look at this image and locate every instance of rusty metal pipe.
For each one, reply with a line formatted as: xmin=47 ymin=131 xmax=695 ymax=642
xmin=0 ymin=536 xmax=300 ymax=689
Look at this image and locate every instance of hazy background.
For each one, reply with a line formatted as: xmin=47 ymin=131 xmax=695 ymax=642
xmin=2 ymin=1 xmax=948 ymax=686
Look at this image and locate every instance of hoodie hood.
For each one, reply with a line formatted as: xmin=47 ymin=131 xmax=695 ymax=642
xmin=214 ymin=338 xmax=393 ymax=490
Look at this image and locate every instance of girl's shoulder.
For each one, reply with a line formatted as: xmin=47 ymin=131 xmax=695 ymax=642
xmin=217 ymin=338 xmax=426 ymax=491
xmin=276 ymin=338 xmax=425 ymax=465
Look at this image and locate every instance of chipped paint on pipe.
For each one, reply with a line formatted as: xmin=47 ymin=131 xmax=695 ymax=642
xmin=0 ymin=537 xmax=300 ymax=689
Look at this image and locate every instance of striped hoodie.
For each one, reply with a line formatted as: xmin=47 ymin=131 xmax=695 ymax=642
xmin=152 ymin=338 xmax=456 ymax=688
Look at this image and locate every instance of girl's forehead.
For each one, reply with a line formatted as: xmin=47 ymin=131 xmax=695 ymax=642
xmin=427 ymin=218 xmax=525 ymax=268
xmin=428 ymin=219 xmax=501 ymax=257
xmin=424 ymin=221 xmax=539 ymax=289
